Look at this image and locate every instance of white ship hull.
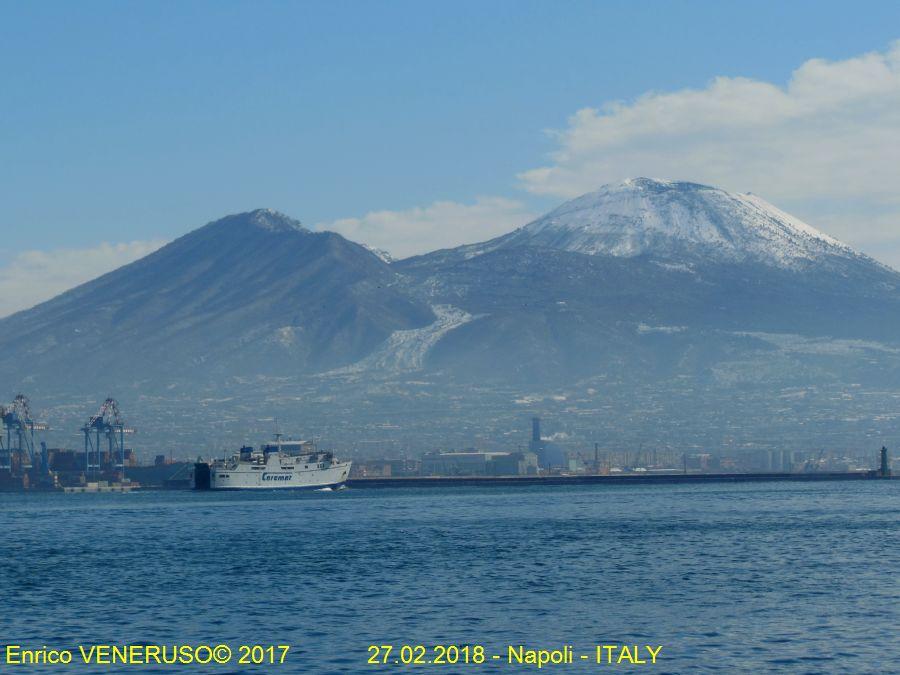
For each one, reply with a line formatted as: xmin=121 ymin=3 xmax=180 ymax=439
xmin=210 ymin=459 xmax=351 ymax=490
xmin=195 ymin=438 xmax=352 ymax=491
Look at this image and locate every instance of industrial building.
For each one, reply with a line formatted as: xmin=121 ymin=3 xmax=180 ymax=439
xmin=351 ymin=458 xmax=421 ymax=478
xmin=529 ymin=417 xmax=567 ymax=470
xmin=420 ymin=450 xmax=538 ymax=477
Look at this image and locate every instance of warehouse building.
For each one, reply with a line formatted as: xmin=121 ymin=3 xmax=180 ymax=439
xmin=420 ymin=450 xmax=538 ymax=476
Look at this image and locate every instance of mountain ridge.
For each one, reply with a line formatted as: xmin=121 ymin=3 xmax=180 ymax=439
xmin=0 ymin=209 xmax=434 ymax=386
xmin=2 ymin=182 xmax=900 ymax=455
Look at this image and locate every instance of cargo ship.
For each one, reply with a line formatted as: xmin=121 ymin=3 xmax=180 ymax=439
xmin=193 ymin=437 xmax=351 ymax=490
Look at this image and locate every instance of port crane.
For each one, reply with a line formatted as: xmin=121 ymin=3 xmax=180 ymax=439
xmin=0 ymin=395 xmax=48 ymax=473
xmin=81 ymin=398 xmax=135 ymax=480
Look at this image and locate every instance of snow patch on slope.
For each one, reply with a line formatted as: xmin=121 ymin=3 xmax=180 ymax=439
xmin=637 ymin=323 xmax=687 ymax=334
xmin=333 ymin=305 xmax=477 ymax=373
xmin=363 ymin=244 xmax=394 ymax=263
xmin=738 ymin=331 xmax=900 ymax=356
xmin=247 ymin=208 xmax=307 ymax=233
xmin=274 ymin=326 xmax=298 ymax=347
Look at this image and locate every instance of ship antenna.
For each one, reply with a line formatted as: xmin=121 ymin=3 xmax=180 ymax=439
xmin=273 ymin=417 xmax=282 ymax=447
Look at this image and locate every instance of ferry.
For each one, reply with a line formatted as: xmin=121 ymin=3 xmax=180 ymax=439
xmin=193 ymin=437 xmax=351 ymax=490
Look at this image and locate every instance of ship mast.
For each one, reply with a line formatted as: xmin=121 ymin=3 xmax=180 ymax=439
xmin=273 ymin=417 xmax=282 ymax=450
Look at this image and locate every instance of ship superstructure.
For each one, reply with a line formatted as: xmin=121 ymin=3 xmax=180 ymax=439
xmin=194 ymin=438 xmax=351 ymax=490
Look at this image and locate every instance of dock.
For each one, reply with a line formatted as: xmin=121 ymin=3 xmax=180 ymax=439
xmin=347 ymin=470 xmax=893 ymax=489
xmin=62 ymin=481 xmax=139 ymax=494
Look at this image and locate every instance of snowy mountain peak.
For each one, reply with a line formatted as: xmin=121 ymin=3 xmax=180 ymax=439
xmin=504 ymin=178 xmax=855 ymax=266
xmin=202 ymin=208 xmax=308 ymax=235
xmin=245 ymin=208 xmax=306 ymax=233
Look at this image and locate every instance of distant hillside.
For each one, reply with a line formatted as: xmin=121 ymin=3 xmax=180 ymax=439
xmin=0 ymin=209 xmax=433 ymax=391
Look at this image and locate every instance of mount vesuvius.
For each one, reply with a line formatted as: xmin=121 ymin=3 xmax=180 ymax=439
xmin=3 ymin=179 xmax=899 ymax=453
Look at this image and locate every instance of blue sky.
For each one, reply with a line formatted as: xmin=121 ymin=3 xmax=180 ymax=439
xmin=1 ymin=1 xmax=900 ymax=315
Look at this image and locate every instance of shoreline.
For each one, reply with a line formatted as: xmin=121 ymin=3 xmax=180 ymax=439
xmin=346 ymin=471 xmax=894 ymax=489
xmin=1 ymin=470 xmax=893 ymax=494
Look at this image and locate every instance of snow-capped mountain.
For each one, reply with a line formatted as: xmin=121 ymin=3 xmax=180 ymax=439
xmin=397 ymin=178 xmax=900 ymax=380
xmin=3 ymin=185 xmax=900 ymax=455
xmin=506 ymin=178 xmax=855 ymax=263
xmin=410 ymin=178 xmax=865 ymax=271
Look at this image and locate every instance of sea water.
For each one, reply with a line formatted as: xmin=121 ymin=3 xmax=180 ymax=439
xmin=1 ymin=481 xmax=897 ymax=673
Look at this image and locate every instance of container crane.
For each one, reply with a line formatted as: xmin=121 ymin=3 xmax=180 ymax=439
xmin=80 ymin=398 xmax=135 ymax=480
xmin=0 ymin=394 xmax=48 ymax=474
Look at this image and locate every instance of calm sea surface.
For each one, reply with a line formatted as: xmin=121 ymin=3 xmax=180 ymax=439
xmin=2 ymin=481 xmax=898 ymax=674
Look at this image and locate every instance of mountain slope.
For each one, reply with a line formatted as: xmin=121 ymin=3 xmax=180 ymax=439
xmin=396 ymin=179 xmax=900 ymax=380
xmin=0 ymin=209 xmax=434 ymax=389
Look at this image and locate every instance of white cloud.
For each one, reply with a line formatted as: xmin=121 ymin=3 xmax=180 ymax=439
xmin=517 ymin=41 xmax=900 ymax=265
xmin=319 ymin=197 xmax=536 ymax=259
xmin=0 ymin=240 xmax=167 ymax=318
xmin=519 ymin=42 xmax=900 ymax=201
xmin=317 ymin=42 xmax=900 ymax=267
